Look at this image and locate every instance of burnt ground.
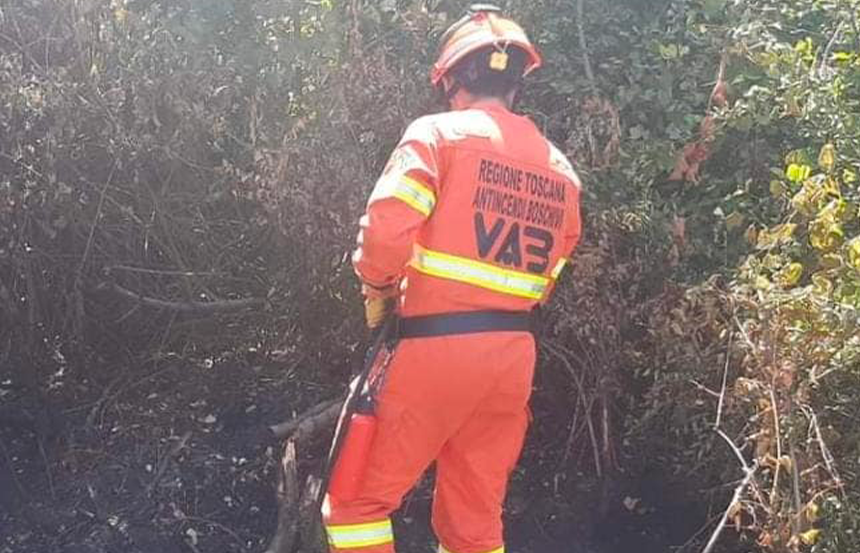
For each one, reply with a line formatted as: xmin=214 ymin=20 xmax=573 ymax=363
xmin=1 ymin=354 xmax=724 ymax=553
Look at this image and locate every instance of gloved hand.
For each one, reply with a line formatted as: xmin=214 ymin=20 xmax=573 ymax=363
xmin=362 ymin=283 xmax=399 ymax=330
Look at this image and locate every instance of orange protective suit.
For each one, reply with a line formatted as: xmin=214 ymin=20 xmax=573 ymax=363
xmin=324 ymin=101 xmax=582 ymax=553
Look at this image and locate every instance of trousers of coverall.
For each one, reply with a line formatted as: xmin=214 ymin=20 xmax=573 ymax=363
xmin=323 ymin=330 xmax=535 ymax=553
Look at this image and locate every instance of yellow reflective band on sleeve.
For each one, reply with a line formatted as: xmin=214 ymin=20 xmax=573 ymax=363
xmin=551 ymin=258 xmax=568 ymax=279
xmin=410 ymin=246 xmax=549 ymax=300
xmin=439 ymin=545 xmax=504 ymax=553
xmin=326 ymin=519 xmax=394 ymax=549
xmin=392 ymin=175 xmax=436 ymax=216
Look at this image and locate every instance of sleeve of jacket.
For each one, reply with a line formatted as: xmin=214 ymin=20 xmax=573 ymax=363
xmin=562 ymin=173 xmax=583 ymax=259
xmin=352 ymin=117 xmax=442 ymax=294
xmin=542 ymin=146 xmax=583 ymax=303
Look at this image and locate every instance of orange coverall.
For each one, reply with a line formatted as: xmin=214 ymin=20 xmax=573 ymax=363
xmin=325 ymin=101 xmax=582 ymax=553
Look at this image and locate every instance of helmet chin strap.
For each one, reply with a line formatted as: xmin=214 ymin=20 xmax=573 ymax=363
xmin=442 ymin=75 xmax=462 ymax=101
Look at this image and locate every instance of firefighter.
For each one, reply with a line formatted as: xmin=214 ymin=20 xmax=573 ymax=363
xmin=324 ymin=5 xmax=582 ymax=553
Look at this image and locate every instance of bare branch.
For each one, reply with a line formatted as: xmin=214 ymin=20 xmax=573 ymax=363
xmin=95 ymin=281 xmax=266 ymax=315
xmin=105 ymin=265 xmax=222 ymax=278
xmin=542 ymin=341 xmax=603 ymax=478
xmin=715 ymin=331 xmax=733 ymax=429
xmin=768 ymin=387 xmax=783 ymax=508
xmin=269 ymin=398 xmax=344 ymax=441
xmin=701 ymin=430 xmax=758 ymax=553
xmin=146 ymin=431 xmax=192 ymax=495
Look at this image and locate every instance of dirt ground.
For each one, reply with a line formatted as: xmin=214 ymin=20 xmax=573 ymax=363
xmin=1 ymin=352 xmax=718 ymax=553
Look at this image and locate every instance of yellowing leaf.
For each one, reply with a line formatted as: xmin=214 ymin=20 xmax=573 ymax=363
xmin=848 ymin=238 xmax=860 ymax=270
xmin=763 ymin=253 xmax=785 ymax=269
xmin=806 ymin=502 xmax=820 ymax=523
xmin=791 ymin=189 xmax=813 ymax=215
xmin=786 ymin=163 xmax=812 ymax=183
xmin=812 ymin=274 xmax=833 ymax=296
xmin=794 ymin=38 xmax=813 ymax=56
xmin=757 ymin=223 xmax=797 ymax=249
xmin=726 ymin=211 xmax=745 ymax=231
xmin=809 ymin=218 xmax=843 ymax=250
xmin=820 ymin=198 xmax=848 ymax=221
xmin=785 ymin=150 xmax=806 ymax=165
xmin=799 ymin=528 xmax=821 ymax=545
xmin=776 ymin=262 xmax=803 ymax=287
xmin=822 ymin=176 xmax=842 ymax=198
xmin=820 ymin=253 xmax=843 ymax=270
xmin=770 ymin=180 xmax=786 ymax=197
xmin=818 ymin=143 xmax=836 ymax=172
xmin=745 ymin=224 xmax=758 ymax=245
xmin=754 ymin=275 xmax=772 ymax=290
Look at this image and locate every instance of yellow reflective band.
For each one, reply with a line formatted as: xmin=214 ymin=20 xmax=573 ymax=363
xmin=326 ymin=519 xmax=394 ymax=549
xmin=439 ymin=545 xmax=504 ymax=553
xmin=551 ymin=257 xmax=568 ymax=279
xmin=411 ymin=246 xmax=549 ymax=300
xmin=392 ymin=175 xmax=436 ymax=216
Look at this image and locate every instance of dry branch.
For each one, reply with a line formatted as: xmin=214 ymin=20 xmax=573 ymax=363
xmin=700 ymin=430 xmax=758 ymax=553
xmin=95 ymin=281 xmax=266 ymax=315
xmin=146 ymin=431 xmax=192 ymax=495
xmin=269 ymin=398 xmax=344 ymax=441
xmin=262 ymin=398 xmax=345 ymax=553
xmin=265 ymin=440 xmax=300 ymax=553
xmin=542 ymin=341 xmax=603 ymax=478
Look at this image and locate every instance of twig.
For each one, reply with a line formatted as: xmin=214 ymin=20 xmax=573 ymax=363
xmin=0 ymin=434 xmax=26 ymax=500
xmin=818 ymin=21 xmax=845 ymax=77
xmin=104 ymin=265 xmax=222 ymax=278
xmin=673 ymin=511 xmax=725 ymax=552
xmin=714 ymin=331 xmax=733 ymax=429
xmin=716 ymin=428 xmax=749 ymax=471
xmin=79 ymin=363 xmax=176 ymax=421
xmin=690 ymin=379 xmax=722 ymax=399
xmin=37 ymin=436 xmax=55 ymax=501
xmin=700 ymin=430 xmax=758 ymax=553
xmin=147 ymin=431 xmax=192 ymax=494
xmin=76 ymin=162 xmax=116 ymax=278
xmin=72 ymin=161 xmax=117 ymax=339
xmin=800 ymin=403 xmax=843 ymax=492
xmin=768 ymin=387 xmax=783 ymax=508
xmin=542 ymin=341 xmax=602 ymax=477
xmin=95 ymin=281 xmax=266 ymax=315
xmin=789 ymin=442 xmax=802 ymax=537
xmin=182 ymin=516 xmax=245 ymax=546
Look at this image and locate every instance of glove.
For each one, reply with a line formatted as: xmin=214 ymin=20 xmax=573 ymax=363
xmin=362 ymin=283 xmax=398 ymax=330
xmin=364 ymin=296 xmax=397 ymax=330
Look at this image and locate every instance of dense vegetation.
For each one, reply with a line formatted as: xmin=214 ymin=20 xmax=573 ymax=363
xmin=1 ymin=1 xmax=858 ymax=552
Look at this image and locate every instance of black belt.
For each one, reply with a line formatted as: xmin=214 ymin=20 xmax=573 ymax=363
xmin=396 ymin=310 xmax=538 ymax=339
